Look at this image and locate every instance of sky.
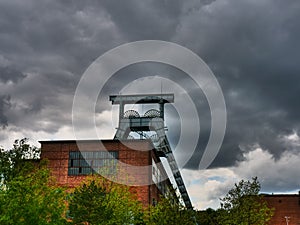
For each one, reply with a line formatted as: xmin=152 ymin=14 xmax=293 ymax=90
xmin=1 ymin=0 xmax=300 ymax=209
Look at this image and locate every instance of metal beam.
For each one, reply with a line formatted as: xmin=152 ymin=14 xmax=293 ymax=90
xmin=109 ymin=93 xmax=174 ymax=105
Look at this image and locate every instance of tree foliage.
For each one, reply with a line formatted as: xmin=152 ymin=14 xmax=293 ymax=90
xmin=0 ymin=138 xmax=40 ymax=186
xmin=68 ymin=176 xmax=144 ymax=225
xmin=219 ymin=177 xmax=273 ymax=225
xmin=145 ymin=195 xmax=196 ymax=225
xmin=196 ymin=208 xmax=223 ymax=225
xmin=0 ymin=165 xmax=67 ymax=225
xmin=0 ymin=139 xmax=67 ymax=225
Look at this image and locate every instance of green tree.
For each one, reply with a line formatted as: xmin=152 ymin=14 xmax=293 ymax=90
xmin=219 ymin=177 xmax=273 ymax=225
xmin=0 ymin=165 xmax=67 ymax=225
xmin=196 ymin=208 xmax=223 ymax=225
xmin=0 ymin=139 xmax=67 ymax=224
xmin=145 ymin=195 xmax=196 ymax=225
xmin=0 ymin=138 xmax=40 ymax=186
xmin=68 ymin=176 xmax=144 ymax=225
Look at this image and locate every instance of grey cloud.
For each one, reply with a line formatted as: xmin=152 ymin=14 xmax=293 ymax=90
xmin=233 ymin=147 xmax=300 ymax=193
xmin=172 ymin=0 xmax=300 ymax=167
xmin=0 ymin=0 xmax=123 ymax=131
xmin=0 ymin=95 xmax=10 ymax=127
xmin=100 ymin=0 xmax=183 ymax=40
xmin=0 ymin=66 xmax=27 ymax=83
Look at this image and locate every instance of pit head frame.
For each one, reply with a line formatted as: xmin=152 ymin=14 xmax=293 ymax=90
xmin=110 ymin=93 xmax=192 ymax=209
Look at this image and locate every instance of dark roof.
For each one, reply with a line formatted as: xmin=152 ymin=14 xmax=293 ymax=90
xmin=39 ymin=139 xmax=153 ymax=144
xmin=261 ymin=193 xmax=300 ymax=197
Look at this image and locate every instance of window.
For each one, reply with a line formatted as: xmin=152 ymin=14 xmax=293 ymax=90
xmin=152 ymin=159 xmax=166 ymax=195
xmin=68 ymin=151 xmax=118 ymax=176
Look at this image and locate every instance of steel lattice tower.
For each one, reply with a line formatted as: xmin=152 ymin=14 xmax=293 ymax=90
xmin=109 ymin=93 xmax=192 ymax=209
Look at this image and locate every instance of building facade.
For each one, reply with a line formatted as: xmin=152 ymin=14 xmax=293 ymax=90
xmin=264 ymin=193 xmax=300 ymax=225
xmin=40 ymin=139 xmax=174 ymax=207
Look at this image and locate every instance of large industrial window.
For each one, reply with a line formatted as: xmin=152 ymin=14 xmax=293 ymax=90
xmin=68 ymin=151 xmax=118 ymax=176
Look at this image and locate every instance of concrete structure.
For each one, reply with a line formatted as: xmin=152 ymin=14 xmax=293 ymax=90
xmin=263 ymin=193 xmax=300 ymax=225
xmin=40 ymin=139 xmax=174 ymax=207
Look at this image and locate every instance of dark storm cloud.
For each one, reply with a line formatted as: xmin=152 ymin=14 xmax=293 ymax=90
xmin=0 ymin=0 xmax=121 ymax=71
xmin=99 ymin=0 xmax=183 ymax=40
xmin=173 ymin=0 xmax=300 ymax=167
xmin=0 ymin=0 xmax=299 ymax=175
xmin=0 ymin=0 xmax=123 ymax=132
xmin=0 ymin=95 xmax=10 ymax=127
xmin=0 ymin=66 xmax=26 ymax=83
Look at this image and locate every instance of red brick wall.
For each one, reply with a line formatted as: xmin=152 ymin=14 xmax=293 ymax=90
xmin=264 ymin=194 xmax=300 ymax=225
xmin=40 ymin=139 xmax=168 ymax=207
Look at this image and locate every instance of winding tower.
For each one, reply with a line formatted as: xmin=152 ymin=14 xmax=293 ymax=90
xmin=109 ymin=93 xmax=192 ymax=209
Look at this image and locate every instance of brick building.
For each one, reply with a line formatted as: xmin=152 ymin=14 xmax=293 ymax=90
xmin=263 ymin=193 xmax=300 ymax=225
xmin=40 ymin=139 xmax=175 ymax=207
